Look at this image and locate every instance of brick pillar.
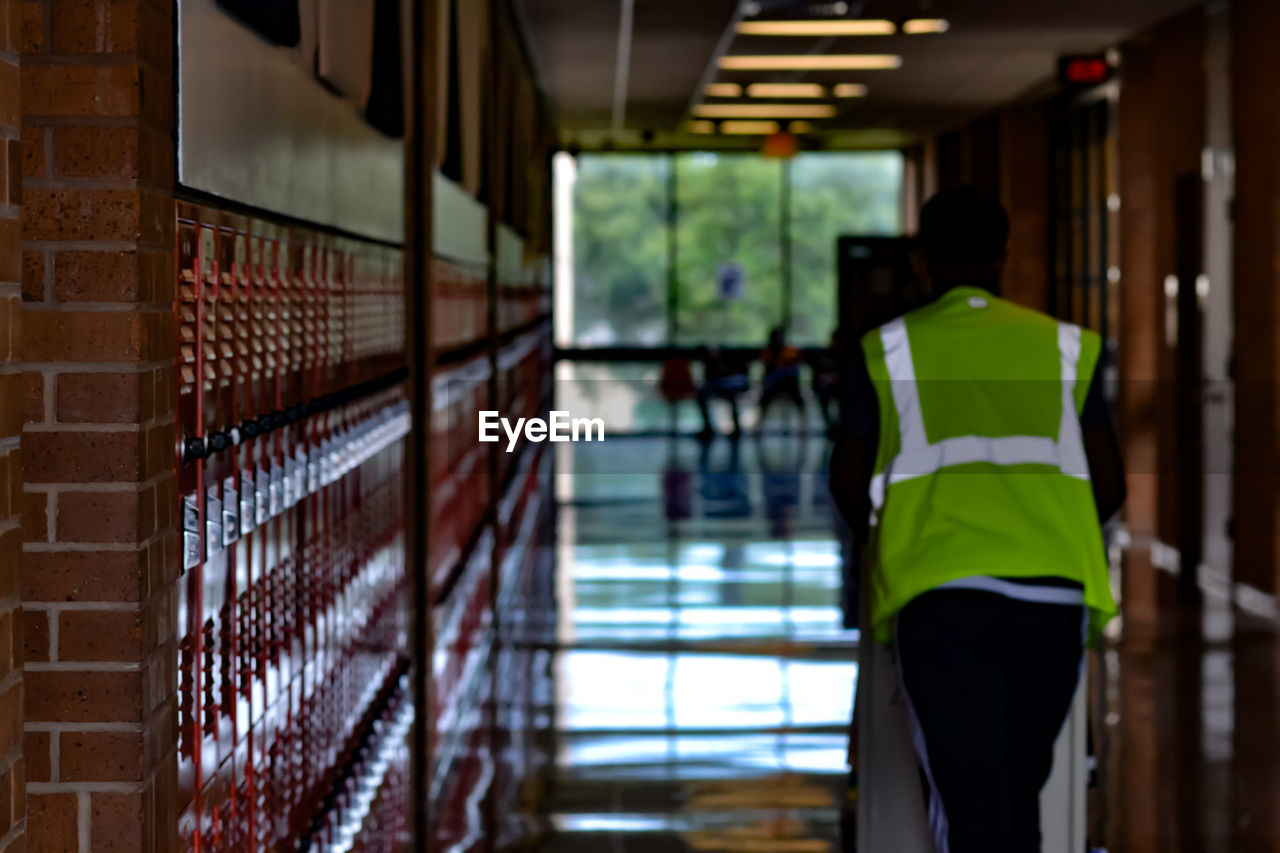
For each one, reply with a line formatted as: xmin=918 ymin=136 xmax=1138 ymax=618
xmin=18 ymin=2 xmax=178 ymax=851
xmin=1232 ymin=0 xmax=1280 ymax=597
xmin=1 ymin=1 xmax=28 ymax=850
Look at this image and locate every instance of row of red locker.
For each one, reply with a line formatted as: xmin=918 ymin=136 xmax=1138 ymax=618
xmin=176 ymin=392 xmax=409 ymax=852
xmin=176 ymin=209 xmax=406 ymax=410
xmin=428 ymin=324 xmax=554 ymax=600
xmin=495 ymin=224 xmax=553 ymax=338
xmin=495 ymin=279 xmax=552 ymax=338
xmin=302 ymin=671 xmax=415 ymax=852
xmin=493 ymin=328 xmax=553 ymax=488
xmin=431 ymin=253 xmax=551 ymax=354
xmin=289 ymin=344 xmax=555 ymax=852
xmin=489 ymin=442 xmax=557 ymax=850
xmin=495 ymin=240 xmax=552 ymax=339
xmin=175 ymin=204 xmax=411 ymax=852
xmin=431 ymin=442 xmax=557 ymax=852
xmin=428 ymin=348 xmax=553 ymax=763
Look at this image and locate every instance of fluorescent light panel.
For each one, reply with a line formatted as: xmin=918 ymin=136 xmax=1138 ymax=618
xmin=720 ymin=120 xmax=780 ymax=135
xmin=719 ymin=54 xmax=902 ymax=71
xmin=833 ymin=83 xmax=867 ymax=98
xmin=704 ymin=83 xmax=743 ymax=97
xmin=687 ymin=120 xmax=716 ymax=134
xmin=788 ymin=121 xmax=813 ymax=134
xmin=694 ymin=103 xmax=837 ymax=119
xmin=737 ymin=19 xmax=896 ymax=36
xmin=903 ymin=18 xmax=950 ymax=34
xmin=746 ymin=83 xmax=826 ymax=98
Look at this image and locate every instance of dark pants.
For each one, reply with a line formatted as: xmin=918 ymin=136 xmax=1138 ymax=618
xmin=697 ymin=380 xmax=743 ymax=435
xmin=758 ymin=373 xmax=805 ymax=426
xmin=894 ymin=589 xmax=1085 ymax=853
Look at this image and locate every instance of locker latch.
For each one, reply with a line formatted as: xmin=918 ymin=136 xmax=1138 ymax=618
xmin=182 ymin=494 xmax=202 ymax=571
xmin=292 ymin=449 xmax=308 ymax=505
xmin=222 ymin=477 xmax=239 ymax=547
xmin=307 ymin=444 xmax=322 ymax=495
xmin=256 ymin=467 xmax=271 ymax=525
xmin=205 ymin=484 xmax=225 ymax=560
xmin=270 ymin=462 xmax=284 ymax=517
xmin=240 ymin=473 xmax=257 ymax=536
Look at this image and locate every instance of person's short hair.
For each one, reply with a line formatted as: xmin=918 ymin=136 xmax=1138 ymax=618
xmin=918 ymin=185 xmax=1010 ymax=268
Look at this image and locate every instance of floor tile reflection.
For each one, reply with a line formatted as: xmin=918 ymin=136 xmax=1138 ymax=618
xmin=538 ymin=436 xmax=855 ymax=853
xmin=529 ymin=436 xmax=1280 ymax=853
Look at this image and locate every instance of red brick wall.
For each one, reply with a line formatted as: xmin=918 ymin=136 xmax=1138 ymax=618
xmin=1 ymin=0 xmax=26 ymax=847
xmin=18 ymin=1 xmax=179 ymax=851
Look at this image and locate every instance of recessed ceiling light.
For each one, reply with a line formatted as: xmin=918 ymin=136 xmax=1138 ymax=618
xmin=746 ymin=83 xmax=826 ymax=98
xmin=718 ymin=55 xmax=902 ymax=71
xmin=902 ymin=18 xmax=950 ymax=34
xmin=694 ymin=103 xmax=837 ymax=119
xmin=833 ymin=83 xmax=868 ymax=98
xmin=705 ymin=83 xmax=743 ymax=97
xmin=720 ymin=120 xmax=781 ymax=135
xmin=737 ymin=19 xmax=896 ymax=36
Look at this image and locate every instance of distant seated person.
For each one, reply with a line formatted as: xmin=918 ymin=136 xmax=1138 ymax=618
xmin=658 ymin=357 xmax=698 ymax=404
xmin=697 ymin=346 xmax=750 ymax=440
xmin=757 ymin=327 xmax=806 ymax=432
xmin=811 ymin=327 xmax=846 ymax=434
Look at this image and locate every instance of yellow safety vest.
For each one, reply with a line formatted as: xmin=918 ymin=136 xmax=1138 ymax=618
xmin=860 ymin=287 xmax=1118 ymax=645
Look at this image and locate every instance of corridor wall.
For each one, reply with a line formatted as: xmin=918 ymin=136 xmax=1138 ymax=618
xmin=0 ymin=11 xmax=22 ymax=853
xmin=423 ymin=1 xmax=556 ymax=848
xmin=2 ymin=0 xmax=556 ymax=850
xmin=16 ymin=1 xmax=181 ymax=850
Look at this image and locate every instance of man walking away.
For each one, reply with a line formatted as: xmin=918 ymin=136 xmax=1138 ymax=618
xmin=829 ymin=186 xmax=1126 ymax=853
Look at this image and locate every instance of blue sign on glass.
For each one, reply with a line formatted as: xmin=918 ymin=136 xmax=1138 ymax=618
xmin=716 ymin=262 xmax=745 ymax=301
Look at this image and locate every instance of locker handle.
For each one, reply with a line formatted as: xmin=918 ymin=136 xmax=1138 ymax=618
xmin=207 ymin=431 xmax=231 ymax=454
xmin=182 ymin=436 xmax=205 ymax=463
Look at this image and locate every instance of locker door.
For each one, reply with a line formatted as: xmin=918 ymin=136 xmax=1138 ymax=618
xmin=264 ymin=227 xmax=290 ymax=850
xmin=175 ymin=217 xmax=204 ymax=849
xmin=214 ymin=222 xmax=241 ymax=774
xmin=200 ymin=221 xmax=235 ymax=846
xmin=226 ymin=224 xmax=256 ymax=850
xmin=295 ymin=238 xmax=317 ymax=833
xmin=248 ymin=225 xmax=275 ymax=853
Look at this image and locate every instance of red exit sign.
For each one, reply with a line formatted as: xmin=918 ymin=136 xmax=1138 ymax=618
xmin=1058 ymin=55 xmax=1113 ymax=88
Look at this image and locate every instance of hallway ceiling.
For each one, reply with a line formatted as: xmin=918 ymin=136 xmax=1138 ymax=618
xmin=514 ymin=0 xmax=1202 ymax=143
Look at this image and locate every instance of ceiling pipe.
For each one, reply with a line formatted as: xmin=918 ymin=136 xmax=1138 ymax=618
xmin=611 ymin=0 xmax=635 ymax=131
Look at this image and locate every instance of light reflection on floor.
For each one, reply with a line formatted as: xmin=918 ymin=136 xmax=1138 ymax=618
xmin=524 ymin=435 xmax=1280 ymax=853
xmin=537 ymin=435 xmax=856 ymax=853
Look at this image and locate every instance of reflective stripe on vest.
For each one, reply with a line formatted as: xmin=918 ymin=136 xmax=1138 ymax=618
xmin=868 ymin=317 xmax=1091 ymax=514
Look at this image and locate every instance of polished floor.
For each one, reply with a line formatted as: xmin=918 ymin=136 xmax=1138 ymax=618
xmin=528 ymin=434 xmax=1280 ymax=853
xmin=1102 ymin=591 xmax=1280 ymax=853
xmin=538 ymin=434 xmax=855 ymax=852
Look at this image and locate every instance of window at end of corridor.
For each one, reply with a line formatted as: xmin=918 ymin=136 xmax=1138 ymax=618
xmin=554 ymin=150 xmax=903 ymax=349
